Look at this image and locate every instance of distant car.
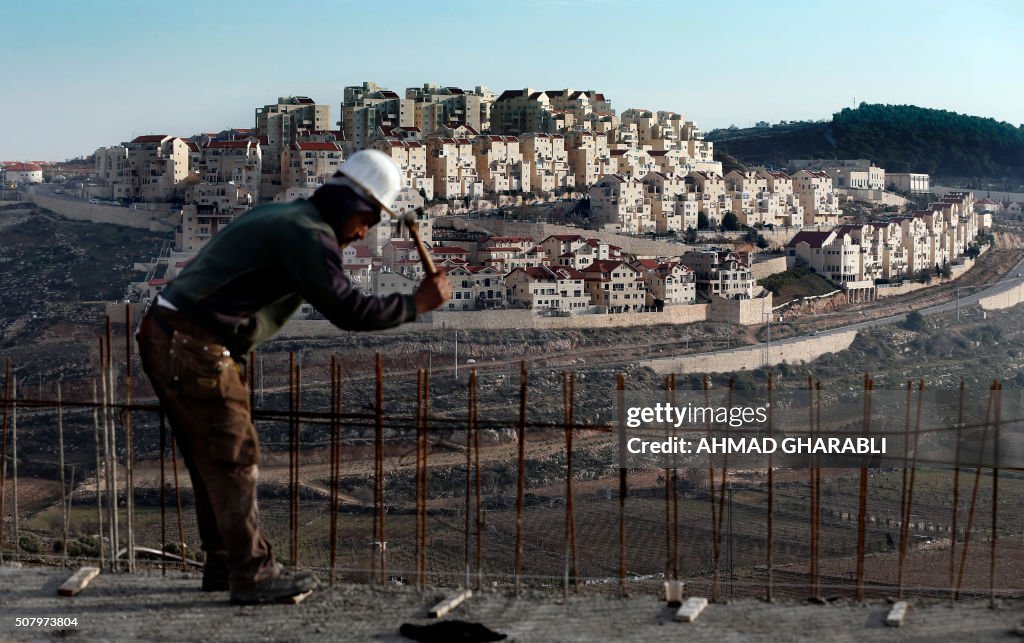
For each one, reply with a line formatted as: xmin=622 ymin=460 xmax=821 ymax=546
xmin=466 ymin=358 xmax=476 ymax=364
xmin=88 ymin=198 xmax=101 ymax=204
xmin=54 ymin=188 xmax=63 ymax=194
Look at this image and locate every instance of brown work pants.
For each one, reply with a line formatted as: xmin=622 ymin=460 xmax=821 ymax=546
xmin=137 ymin=307 xmax=276 ymax=587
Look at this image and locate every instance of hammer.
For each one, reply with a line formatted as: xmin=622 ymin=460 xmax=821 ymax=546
xmin=396 ymin=206 xmax=437 ymax=276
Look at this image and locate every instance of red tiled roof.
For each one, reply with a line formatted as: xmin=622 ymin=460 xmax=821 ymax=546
xmin=786 ymin=230 xmax=832 ymax=249
xmin=4 ymin=162 xmax=42 ymax=172
xmin=295 ymin=142 xmax=342 ymax=151
xmin=131 ymin=134 xmax=169 ymax=144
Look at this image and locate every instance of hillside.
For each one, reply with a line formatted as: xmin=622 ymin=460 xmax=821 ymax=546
xmin=708 ymin=103 xmax=1024 ymax=181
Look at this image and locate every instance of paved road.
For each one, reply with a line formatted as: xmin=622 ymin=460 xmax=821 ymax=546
xmin=0 ymin=567 xmax=1021 ymax=642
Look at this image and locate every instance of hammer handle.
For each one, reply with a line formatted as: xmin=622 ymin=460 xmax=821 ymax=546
xmin=408 ymin=224 xmax=437 ymax=276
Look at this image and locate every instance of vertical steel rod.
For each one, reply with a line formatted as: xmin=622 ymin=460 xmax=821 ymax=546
xmin=766 ymin=372 xmax=775 ymax=602
xmin=293 ymin=362 xmax=302 ymax=566
xmin=856 ymin=374 xmax=872 ymax=601
xmin=617 ymin=372 xmax=627 ymax=598
xmin=706 ymin=374 xmax=720 ymax=602
xmin=58 ymin=382 xmax=68 ymax=567
xmin=11 ymin=375 xmax=18 ymax=560
xmin=105 ymin=318 xmax=119 ymax=570
xmin=159 ymin=409 xmax=166 ymax=576
xmin=421 ymin=368 xmax=430 ymax=586
xmin=514 ymin=361 xmax=527 ymax=595
xmin=950 ymin=380 xmax=965 ymax=602
xmin=463 ymin=370 xmax=473 ymax=590
xmin=329 ymin=357 xmax=339 ymax=587
xmin=91 ymin=379 xmax=105 ymax=569
xmin=170 ymin=432 xmax=186 ymax=571
xmin=897 ymin=380 xmax=912 ymax=595
xmin=288 ymin=352 xmax=297 ymax=566
xmin=0 ymin=358 xmax=11 ymax=564
xmin=124 ymin=303 xmax=135 ymax=572
xmin=415 ymin=368 xmax=423 ymax=589
xmin=898 ymin=380 xmax=925 ymax=599
xmin=670 ymin=374 xmax=679 ymax=583
xmin=955 ymin=383 xmax=995 ymax=600
xmin=375 ymin=353 xmax=385 ymax=583
xmin=989 ymin=381 xmax=1001 ymax=609
xmin=473 ymin=369 xmax=482 ymax=590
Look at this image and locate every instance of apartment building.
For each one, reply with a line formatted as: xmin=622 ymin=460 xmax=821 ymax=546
xmin=406 ymin=84 xmax=492 ymax=136
xmin=477 ymin=236 xmax=547 ymax=273
xmin=609 ymin=148 xmax=656 ymax=179
xmin=371 ymin=139 xmax=432 ymax=199
xmin=725 ymin=170 xmax=770 ymax=227
xmin=792 ymin=170 xmax=842 ymax=225
xmin=126 ymin=135 xmax=191 ymax=202
xmin=554 ymin=239 xmax=625 ymax=270
xmin=280 ymin=141 xmax=342 ymax=190
xmin=688 ymin=170 xmax=729 ymax=227
xmin=425 ymin=136 xmax=482 ymax=200
xmin=177 ymin=183 xmax=253 ymax=252
xmin=641 ymin=171 xmax=699 ymax=233
xmin=630 ymin=259 xmax=696 ymax=306
xmin=444 ymin=265 xmax=505 ymax=310
xmin=339 ymin=82 xmax=415 ymax=152
xmin=94 ymin=146 xmax=132 ymax=199
xmin=680 ymin=249 xmax=755 ymax=300
xmin=581 ymin=260 xmax=646 ymax=312
xmin=473 ymin=135 xmax=530 ymax=194
xmin=829 ymin=165 xmax=885 ymax=191
xmin=755 ymin=169 xmax=805 ymax=226
xmin=564 ymin=130 xmax=615 ymax=187
xmin=200 ymin=139 xmax=262 ymax=198
xmin=490 ymin=88 xmax=612 ymax=136
xmin=887 ymin=173 xmax=930 ymax=193
xmin=255 ymin=96 xmax=331 ymax=171
xmin=518 ymin=133 xmax=573 ymax=194
xmin=589 ymin=174 xmax=652 ymax=233
xmin=505 ymin=265 xmax=589 ymax=312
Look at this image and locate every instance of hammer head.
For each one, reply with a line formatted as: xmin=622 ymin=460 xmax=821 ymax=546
xmin=397 ymin=207 xmax=424 ymax=237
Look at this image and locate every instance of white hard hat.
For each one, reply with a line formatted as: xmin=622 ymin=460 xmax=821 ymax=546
xmin=327 ymin=149 xmax=402 ymax=217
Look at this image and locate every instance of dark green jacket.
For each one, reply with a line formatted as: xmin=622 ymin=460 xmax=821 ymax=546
xmin=162 ymin=199 xmax=416 ymax=355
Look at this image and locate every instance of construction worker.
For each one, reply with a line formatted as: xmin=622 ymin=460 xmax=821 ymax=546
xmin=137 ymin=150 xmax=451 ymax=604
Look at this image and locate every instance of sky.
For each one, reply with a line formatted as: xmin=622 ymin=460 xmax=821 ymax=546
xmin=2 ymin=0 xmax=1022 ymax=161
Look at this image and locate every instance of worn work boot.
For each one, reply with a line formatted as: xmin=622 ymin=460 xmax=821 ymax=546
xmin=201 ymin=554 xmax=230 ymax=592
xmin=229 ymin=564 xmax=319 ymax=605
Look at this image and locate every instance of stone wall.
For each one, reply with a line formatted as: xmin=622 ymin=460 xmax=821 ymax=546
xmin=431 ymin=304 xmax=710 ymax=330
xmin=646 ymin=330 xmax=858 ymax=375
xmin=979 ymin=282 xmax=1024 ymax=311
xmin=29 ymin=192 xmax=177 ymax=231
xmin=443 ymin=218 xmax=689 ymax=257
xmin=750 ymin=256 xmax=788 ymax=281
xmin=708 ymin=293 xmax=773 ymax=325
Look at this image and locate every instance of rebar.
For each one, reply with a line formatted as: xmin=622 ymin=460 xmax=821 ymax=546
xmin=855 ymin=374 xmax=872 ymax=602
xmin=617 ymin=372 xmax=627 ymax=598
xmin=950 ymin=380 xmax=965 ymax=601
xmin=706 ymin=374 xmax=720 ymax=602
xmin=766 ymin=373 xmax=774 ymax=602
xmin=159 ymin=409 xmax=166 ymax=576
xmin=124 ymin=303 xmax=135 ymax=572
xmin=421 ymin=367 xmax=430 ymax=586
xmin=288 ymin=352 xmax=298 ymax=566
xmin=104 ymin=318 xmax=119 ymax=570
xmin=375 ymin=352 xmax=385 ymax=583
xmin=0 ymin=358 xmax=11 ymax=564
xmin=514 ymin=361 xmax=527 ymax=595
xmin=464 ymin=370 xmax=474 ymax=590
xmin=329 ymin=356 xmax=340 ymax=587
xmin=898 ymin=380 xmax=925 ymax=599
xmin=58 ymin=382 xmax=67 ymax=567
xmin=955 ymin=382 xmax=995 ymax=600
xmin=11 ymin=375 xmax=18 ymax=560
xmin=473 ymin=369 xmax=483 ymax=590
xmin=415 ymin=368 xmax=423 ymax=590
xmin=563 ymin=371 xmax=579 ymax=595
xmin=170 ymin=432 xmax=187 ymax=571
xmin=293 ymin=362 xmax=302 ymax=566
xmin=989 ymin=380 xmax=1001 ymax=609
xmin=807 ymin=375 xmax=816 ymax=598
xmin=669 ymin=374 xmax=679 ymax=584
xmin=92 ymin=379 xmax=105 ymax=569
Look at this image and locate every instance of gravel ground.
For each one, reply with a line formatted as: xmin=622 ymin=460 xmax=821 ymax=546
xmin=1 ymin=566 xmax=1021 ymax=641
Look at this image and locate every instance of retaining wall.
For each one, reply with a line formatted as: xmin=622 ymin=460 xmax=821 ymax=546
xmin=29 ymin=192 xmax=177 ymax=231
xmin=645 ymin=329 xmax=857 ymax=375
xmin=979 ymin=282 xmax=1024 ymax=311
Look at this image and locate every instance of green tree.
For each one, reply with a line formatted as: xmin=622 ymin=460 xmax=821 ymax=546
xmin=722 ymin=212 xmax=740 ymax=231
xmin=697 ymin=211 xmax=710 ymax=230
